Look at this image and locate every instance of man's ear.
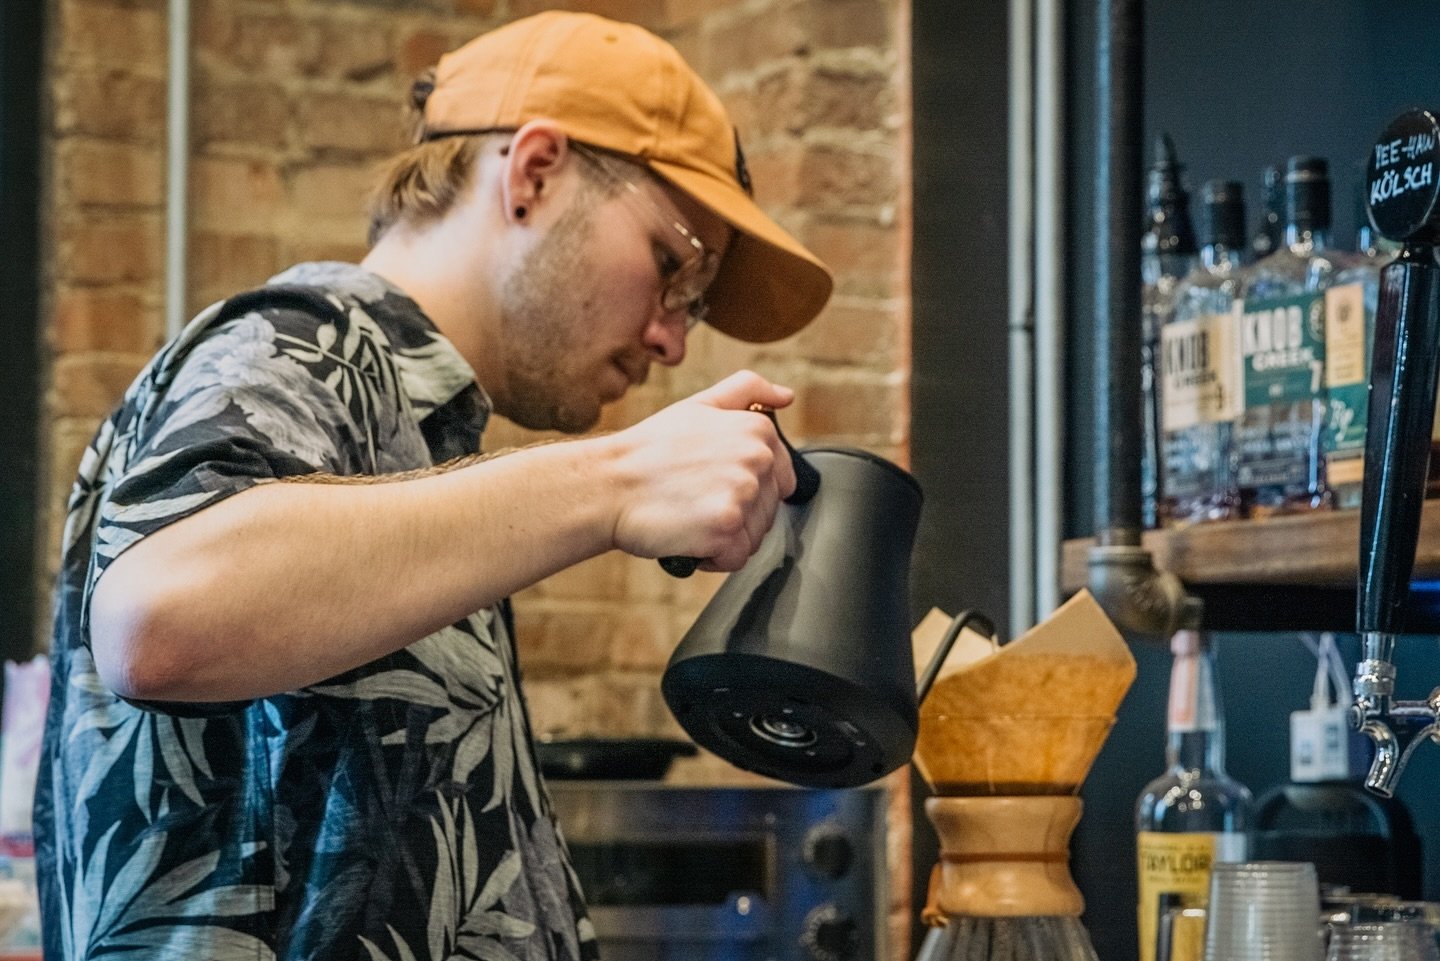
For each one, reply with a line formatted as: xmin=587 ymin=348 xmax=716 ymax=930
xmin=502 ymin=120 xmax=571 ymax=225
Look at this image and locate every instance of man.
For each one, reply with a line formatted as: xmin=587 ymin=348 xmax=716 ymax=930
xmin=35 ymin=11 xmax=832 ymax=961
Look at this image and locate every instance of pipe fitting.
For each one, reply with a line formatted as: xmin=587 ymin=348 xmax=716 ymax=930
xmin=1086 ymin=543 xmax=1197 ymax=638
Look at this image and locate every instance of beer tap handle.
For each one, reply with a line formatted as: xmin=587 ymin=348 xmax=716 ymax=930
xmin=1358 ymin=108 xmax=1440 ymax=636
xmin=1358 ymin=249 xmax=1440 ymax=634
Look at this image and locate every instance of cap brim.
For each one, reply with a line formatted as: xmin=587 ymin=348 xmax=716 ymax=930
xmin=649 ymin=159 xmax=833 ymax=343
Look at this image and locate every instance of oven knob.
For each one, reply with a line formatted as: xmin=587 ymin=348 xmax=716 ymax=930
xmin=802 ymin=824 xmax=853 ymax=879
xmin=801 ymin=904 xmax=859 ymax=961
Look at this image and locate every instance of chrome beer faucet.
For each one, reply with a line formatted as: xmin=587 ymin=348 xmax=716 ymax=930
xmin=1352 ymin=110 xmax=1440 ymax=796
xmin=1351 ymin=633 xmax=1440 ymax=796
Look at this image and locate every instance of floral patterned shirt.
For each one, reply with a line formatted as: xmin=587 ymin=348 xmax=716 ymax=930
xmin=35 ymin=263 xmax=598 ymax=961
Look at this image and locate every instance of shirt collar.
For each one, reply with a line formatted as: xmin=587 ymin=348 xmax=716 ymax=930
xmin=266 ymin=262 xmax=491 ymax=435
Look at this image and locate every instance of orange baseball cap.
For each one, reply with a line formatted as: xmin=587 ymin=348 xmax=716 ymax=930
xmin=423 ymin=11 xmax=834 ymax=343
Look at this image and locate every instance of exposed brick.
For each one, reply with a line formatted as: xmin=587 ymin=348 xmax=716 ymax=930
xmin=700 ymin=3 xmax=813 ymax=78
xmin=51 ymin=71 xmax=167 ymax=143
xmin=582 ymin=672 xmax=673 ymax=735
xmin=55 ymin=216 xmax=164 ymax=285
xmin=55 ymin=140 xmax=164 ymax=208
xmin=512 ymin=605 xmax=612 ymax=676
xmin=308 ymin=17 xmax=397 ymax=82
xmin=730 ymin=65 xmax=893 ymax=141
xmin=190 ymin=157 xmax=286 ymax=232
xmin=795 ymin=297 xmax=901 ymax=365
xmin=193 ymin=80 xmax=292 ymax=151
xmin=288 ymin=163 xmax=378 ymax=220
xmin=57 ymin=2 xmax=166 ymax=78
xmin=507 ymin=0 xmax=667 ymax=29
xmin=196 ymin=6 xmax=315 ymax=78
xmin=796 ymin=145 xmax=898 ymax=210
xmin=797 ymin=0 xmax=894 ymax=50
xmin=49 ymin=354 xmax=149 ymax=421
xmin=624 ymin=553 xmax=678 ymax=603
xmin=50 ymin=288 xmax=161 ymax=354
xmin=522 ymin=676 xmax=592 ymax=739
xmin=801 ymin=216 xmax=902 ymax=297
xmin=453 ymin=0 xmax=498 ymax=15
xmin=796 ymin=375 xmax=903 ymax=442
xmin=662 ymin=0 xmax=745 ymax=30
xmin=397 ymin=28 xmax=451 ymax=79
xmin=188 ymin=231 xmax=284 ymax=305
xmin=529 ymin=553 xmax=629 ymax=602
xmin=740 ymin=143 xmax=804 ymax=210
xmin=280 ymin=240 xmax=372 ymax=269
xmin=607 ymin=605 xmax=675 ymax=671
xmin=295 ymin=93 xmax=407 ymax=156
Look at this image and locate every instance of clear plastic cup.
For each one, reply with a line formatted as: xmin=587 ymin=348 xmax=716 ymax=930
xmin=1204 ymin=862 xmax=1323 ymax=961
xmin=1325 ymin=921 xmax=1440 ymax=961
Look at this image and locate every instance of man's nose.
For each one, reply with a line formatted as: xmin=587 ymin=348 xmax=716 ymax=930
xmin=643 ymin=306 xmax=687 ymax=365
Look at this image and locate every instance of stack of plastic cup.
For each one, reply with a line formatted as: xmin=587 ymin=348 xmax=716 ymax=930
xmin=1325 ymin=921 xmax=1440 ymax=961
xmin=1203 ymin=862 xmax=1324 ymax=961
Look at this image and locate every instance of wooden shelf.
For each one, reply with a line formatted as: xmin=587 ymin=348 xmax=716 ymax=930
xmin=1061 ymin=503 xmax=1440 ymax=632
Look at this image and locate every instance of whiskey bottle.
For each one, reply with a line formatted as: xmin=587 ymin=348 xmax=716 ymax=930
xmin=1160 ymin=180 xmax=1247 ymax=526
xmin=1234 ymin=156 xmax=1355 ymax=516
xmin=1135 ymin=628 xmax=1252 ymax=961
xmin=1250 ymin=164 xmax=1283 ymax=261
xmin=1141 ymin=134 xmax=1199 ymax=528
xmin=1324 ymin=190 xmax=1393 ymax=509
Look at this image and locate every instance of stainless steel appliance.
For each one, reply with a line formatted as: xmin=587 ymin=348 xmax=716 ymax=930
xmin=549 ymin=782 xmax=888 ymax=961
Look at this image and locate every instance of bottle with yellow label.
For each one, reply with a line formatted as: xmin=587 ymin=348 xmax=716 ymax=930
xmin=1135 ymin=627 xmax=1252 ymax=961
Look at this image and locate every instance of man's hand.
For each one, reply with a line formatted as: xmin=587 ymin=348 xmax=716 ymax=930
xmin=607 ymin=370 xmax=799 ymax=571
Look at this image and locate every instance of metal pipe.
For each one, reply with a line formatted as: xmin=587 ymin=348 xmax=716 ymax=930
xmin=165 ymin=0 xmax=190 ymax=338
xmin=1008 ymin=0 xmax=1036 ymax=636
xmin=1033 ymin=0 xmax=1065 ymax=620
xmin=1092 ymin=0 xmax=1143 ymax=546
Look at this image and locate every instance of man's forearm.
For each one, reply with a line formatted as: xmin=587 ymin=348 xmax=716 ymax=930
xmin=90 ymin=435 xmax=623 ymax=703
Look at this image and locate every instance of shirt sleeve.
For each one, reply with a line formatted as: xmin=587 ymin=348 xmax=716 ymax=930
xmin=84 ymin=302 xmax=407 ymax=652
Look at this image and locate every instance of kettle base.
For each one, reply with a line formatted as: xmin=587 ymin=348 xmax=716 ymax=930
xmin=661 ymin=653 xmax=916 ymax=788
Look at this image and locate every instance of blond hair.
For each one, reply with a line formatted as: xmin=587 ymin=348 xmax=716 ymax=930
xmin=365 ymin=70 xmax=491 ymax=244
xmin=367 ymin=68 xmax=630 ymax=245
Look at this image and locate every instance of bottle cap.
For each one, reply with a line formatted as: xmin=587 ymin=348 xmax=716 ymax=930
xmin=1145 ymin=133 xmax=1198 ymax=255
xmin=1200 ymin=180 xmax=1246 ymax=250
xmin=1284 ymin=155 xmax=1332 ymax=233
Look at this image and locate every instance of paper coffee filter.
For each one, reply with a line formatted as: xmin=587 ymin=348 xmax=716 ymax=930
xmin=912 ymin=590 xmax=1136 ymax=794
xmin=914 ymin=714 xmax=1116 ymax=794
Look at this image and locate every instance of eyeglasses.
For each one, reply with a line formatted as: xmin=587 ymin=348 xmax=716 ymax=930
xmin=570 ymin=141 xmax=721 ymax=331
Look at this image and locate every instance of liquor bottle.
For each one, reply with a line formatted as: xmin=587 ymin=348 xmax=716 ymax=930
xmin=1234 ymin=156 xmax=1354 ymax=517
xmin=1160 ymin=180 xmax=1247 ymax=526
xmin=1135 ymin=628 xmax=1252 ymax=961
xmin=1141 ymin=134 xmax=1199 ymax=529
xmin=1324 ymin=188 xmax=1394 ymax=509
xmin=1250 ymin=164 xmax=1283 ymax=261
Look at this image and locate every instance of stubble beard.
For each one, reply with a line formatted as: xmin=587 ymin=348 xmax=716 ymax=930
xmin=497 ymin=200 xmax=606 ymax=434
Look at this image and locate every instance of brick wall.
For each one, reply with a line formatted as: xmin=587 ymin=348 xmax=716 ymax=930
xmin=42 ymin=0 xmax=913 ymax=952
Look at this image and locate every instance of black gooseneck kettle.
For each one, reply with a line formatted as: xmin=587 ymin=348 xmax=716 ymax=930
xmin=658 ymin=411 xmax=995 ymax=788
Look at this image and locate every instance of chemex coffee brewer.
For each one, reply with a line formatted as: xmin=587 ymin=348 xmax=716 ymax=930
xmin=912 ymin=591 xmax=1136 ymax=961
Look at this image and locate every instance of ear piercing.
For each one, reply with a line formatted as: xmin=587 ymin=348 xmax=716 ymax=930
xmin=515 ymin=205 xmax=528 ymax=219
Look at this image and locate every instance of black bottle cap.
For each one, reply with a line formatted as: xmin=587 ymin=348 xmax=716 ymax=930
xmin=1251 ymin=164 xmax=1283 ymax=258
xmin=1365 ymin=108 xmax=1440 ymax=244
xmin=1200 ymin=180 xmax=1246 ymax=250
xmin=1284 ymin=155 xmax=1331 ymax=233
xmin=1145 ymin=132 xmax=1198 ymax=255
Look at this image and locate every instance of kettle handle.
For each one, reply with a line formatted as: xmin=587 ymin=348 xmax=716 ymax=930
xmin=659 ymin=408 xmax=821 ymax=578
xmin=916 ymin=609 xmax=998 ymax=702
